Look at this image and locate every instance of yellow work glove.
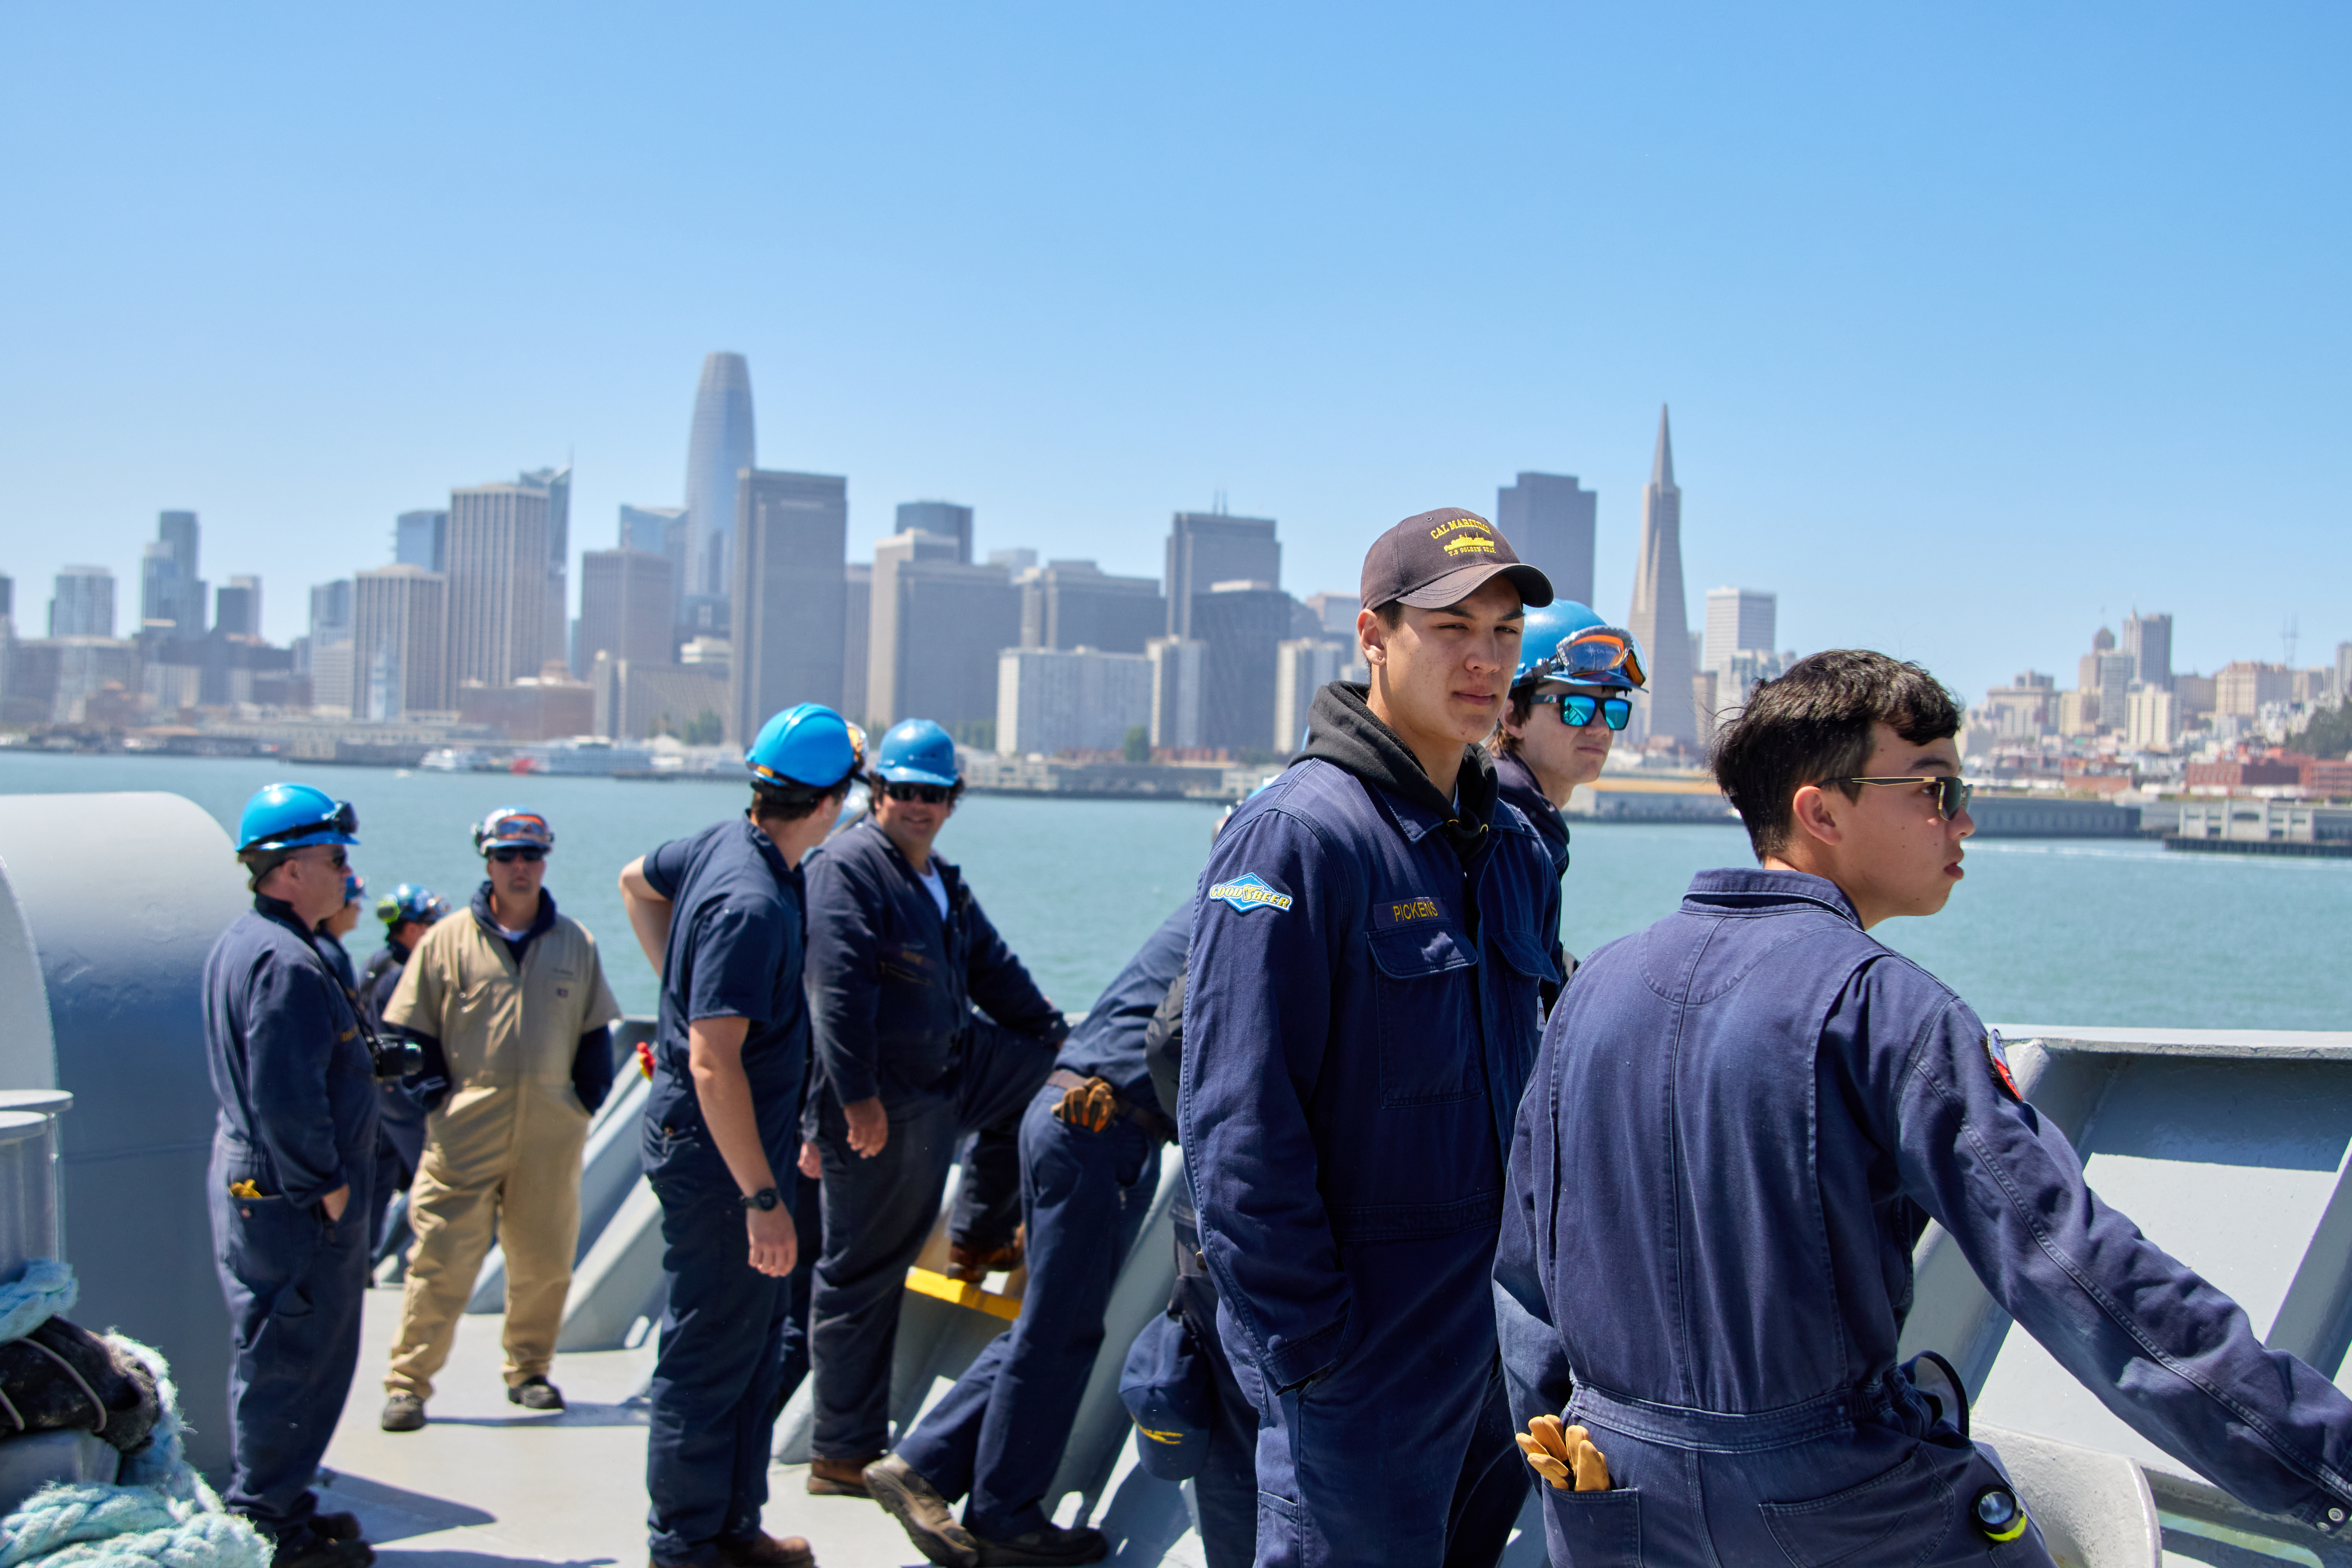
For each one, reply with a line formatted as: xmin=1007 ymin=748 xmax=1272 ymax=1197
xmin=1517 ymin=1414 xmax=1610 ymax=1492
xmin=1054 ymin=1076 xmax=1119 ymax=1133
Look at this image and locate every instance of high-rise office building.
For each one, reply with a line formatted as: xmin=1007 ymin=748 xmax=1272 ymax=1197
xmin=1302 ymin=593 xmax=1358 ymax=637
xmin=996 ymin=647 xmax=1151 ymax=755
xmin=1017 ymin=561 xmax=1165 ymax=653
xmin=578 ymin=551 xmax=674 ymax=674
xmin=520 ymin=467 xmax=572 ymax=672
xmin=1495 ymin=474 xmax=1597 ymax=610
xmin=897 ymin=502 xmax=974 ymax=565
xmin=1275 ymin=638 xmax=1348 ymax=755
xmin=395 ymin=510 xmax=448 ymax=573
xmin=867 ymin=531 xmax=1018 ymax=734
xmin=1190 ymin=583 xmax=1293 ymax=755
xmin=49 ymin=567 xmax=115 ymax=638
xmin=1163 ymin=512 xmax=1279 ymax=637
xmin=446 ymin=482 xmax=551 ymax=689
xmin=729 ymin=470 xmax=848 ymax=744
xmin=620 ymin=503 xmax=688 ymax=636
xmin=1146 ymin=637 xmax=1204 ymax=750
xmin=1701 ymin=588 xmax=1776 ymax=675
xmin=685 ymin=352 xmax=756 ymax=599
xmin=2078 ymin=627 xmax=2117 ymax=698
xmin=1626 ymin=408 xmax=1695 ymax=745
xmin=2093 ymin=651 xmax=2135 ymax=734
xmin=308 ymin=581 xmax=354 ymax=714
xmin=140 ymin=511 xmax=205 ymax=632
xmin=351 ymin=565 xmax=449 ymax=719
xmin=214 ymin=576 xmax=262 ymax=640
xmin=843 ymin=563 xmax=872 ymax=725
xmin=2123 ymin=612 xmax=2174 ymax=692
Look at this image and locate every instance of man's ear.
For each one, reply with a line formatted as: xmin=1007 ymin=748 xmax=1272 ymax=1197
xmin=1788 ymin=783 xmax=1845 ymax=849
xmin=1357 ymin=606 xmax=1387 ymax=668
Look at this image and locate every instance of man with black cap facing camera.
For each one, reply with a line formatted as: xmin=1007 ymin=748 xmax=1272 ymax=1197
xmin=1181 ymin=508 xmax=1563 ymax=1567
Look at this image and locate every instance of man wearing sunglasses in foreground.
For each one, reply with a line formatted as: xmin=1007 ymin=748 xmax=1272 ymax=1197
xmin=1497 ymin=650 xmax=2352 ymax=1566
xmin=377 ymin=806 xmax=620 ymax=1432
xmin=803 ymin=718 xmax=1069 ymax=1500
xmin=1488 ymin=605 xmax=1646 ymax=1016
xmin=203 ymin=783 xmax=379 ymax=1568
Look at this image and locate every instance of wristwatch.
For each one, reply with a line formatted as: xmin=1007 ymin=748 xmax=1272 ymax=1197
xmin=740 ymin=1186 xmax=782 ymax=1212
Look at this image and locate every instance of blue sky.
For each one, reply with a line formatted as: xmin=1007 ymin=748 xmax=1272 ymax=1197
xmin=1 ymin=3 xmax=2344 ymax=701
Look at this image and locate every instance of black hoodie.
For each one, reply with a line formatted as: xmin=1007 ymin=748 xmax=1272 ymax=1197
xmin=1298 ymin=681 xmax=1497 ymax=861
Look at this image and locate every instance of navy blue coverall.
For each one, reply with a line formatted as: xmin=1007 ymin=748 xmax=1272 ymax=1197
xmin=1182 ymin=682 xmax=1561 ymax=1568
xmin=803 ymin=817 xmax=1067 ymax=1462
xmin=1491 ymin=749 xmax=1571 ymax=1017
xmin=895 ymin=902 xmax=1187 ymax=1541
xmin=637 ymin=819 xmax=816 ymax=1567
xmin=1497 ymin=868 xmax=2352 ymax=1567
xmin=361 ymin=938 xmax=428 ymax=1253
xmin=202 ymin=895 xmax=380 ymax=1541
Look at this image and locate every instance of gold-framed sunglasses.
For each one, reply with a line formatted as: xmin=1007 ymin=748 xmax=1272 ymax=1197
xmin=1830 ymin=775 xmax=1973 ymax=821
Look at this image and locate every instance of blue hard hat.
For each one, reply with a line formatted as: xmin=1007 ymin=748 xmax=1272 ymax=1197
xmin=1545 ymin=624 xmax=1649 ymax=693
xmin=343 ymin=871 xmax=366 ymax=904
xmin=872 ymin=718 xmax=960 ymax=787
xmin=377 ymin=883 xmax=449 ymax=928
xmin=1512 ymin=600 xmax=1609 ymax=690
xmin=473 ymin=806 xmax=554 ymax=855
xmin=237 ymin=783 xmax=360 ymax=853
xmin=747 ymin=704 xmax=865 ymax=790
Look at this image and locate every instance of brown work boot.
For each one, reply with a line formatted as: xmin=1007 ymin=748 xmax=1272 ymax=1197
xmin=864 ymin=1455 xmax=978 ymax=1568
xmin=714 ymin=1532 xmax=816 ymax=1568
xmin=806 ymin=1451 xmax=882 ymax=1496
xmin=944 ymin=1240 xmax=1021 ymax=1283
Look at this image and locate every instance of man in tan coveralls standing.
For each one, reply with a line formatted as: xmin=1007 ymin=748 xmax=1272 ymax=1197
xmin=377 ymin=806 xmax=621 ymax=1431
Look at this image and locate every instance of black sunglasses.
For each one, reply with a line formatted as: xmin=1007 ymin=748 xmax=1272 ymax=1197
xmin=489 ymin=846 xmax=547 ymax=863
xmin=1530 ymin=692 xmax=1632 ymax=731
xmin=882 ymin=782 xmax=959 ymax=805
xmin=1832 ymin=775 xmax=1974 ymax=821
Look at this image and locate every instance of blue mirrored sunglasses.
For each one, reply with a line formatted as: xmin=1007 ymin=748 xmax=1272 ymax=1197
xmin=1530 ymin=691 xmax=1632 ymax=731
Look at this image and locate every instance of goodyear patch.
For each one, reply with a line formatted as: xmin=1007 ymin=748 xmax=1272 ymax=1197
xmin=1373 ymin=895 xmax=1446 ymax=929
xmin=1209 ymin=872 xmax=1294 ymax=915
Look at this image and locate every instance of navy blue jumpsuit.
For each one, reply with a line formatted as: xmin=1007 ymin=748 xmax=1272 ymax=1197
xmin=202 ymin=895 xmax=380 ymax=1541
xmin=1183 ymin=685 xmax=1561 ymax=1568
xmin=637 ymin=819 xmax=816 ymax=1567
xmin=803 ymin=817 xmax=1066 ymax=1463
xmin=1496 ymin=868 xmax=2352 ymax=1566
xmin=1491 ymin=749 xmax=1571 ymax=1017
xmin=894 ymin=902 xmax=1187 ymax=1541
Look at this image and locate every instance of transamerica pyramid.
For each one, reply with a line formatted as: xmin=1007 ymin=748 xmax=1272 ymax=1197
xmin=1627 ymin=405 xmax=1695 ymax=745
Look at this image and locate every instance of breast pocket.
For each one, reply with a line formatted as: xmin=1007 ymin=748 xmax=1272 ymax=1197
xmin=1368 ymin=925 xmax=1481 ymax=1106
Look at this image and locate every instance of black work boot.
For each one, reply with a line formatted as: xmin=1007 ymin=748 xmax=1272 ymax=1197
xmin=271 ymin=1522 xmax=375 ymax=1568
xmin=379 ymin=1393 xmax=425 ymax=1432
xmin=971 ymin=1522 xmax=1107 ymax=1567
xmin=863 ymin=1454 xmax=979 ymax=1568
xmin=508 ymin=1374 xmax=565 ymax=1411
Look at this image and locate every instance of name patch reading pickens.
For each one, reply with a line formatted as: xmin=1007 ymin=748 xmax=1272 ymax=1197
xmin=1373 ymin=896 xmax=1446 ymax=928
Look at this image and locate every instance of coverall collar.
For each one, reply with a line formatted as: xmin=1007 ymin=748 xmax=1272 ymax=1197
xmin=853 ymin=816 xmax=961 ymax=909
xmin=471 ymin=880 xmax=558 ymax=958
xmin=1682 ymin=867 xmax=1863 ymax=927
xmin=252 ymin=893 xmax=313 ymax=942
xmin=1298 ymin=681 xmax=1497 ymax=857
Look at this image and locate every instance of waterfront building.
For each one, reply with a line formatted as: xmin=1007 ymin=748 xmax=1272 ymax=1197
xmin=1017 ymin=560 xmax=1165 ymax=653
xmin=729 ymin=469 xmax=848 ymax=745
xmin=139 ymin=512 xmax=205 ymax=633
xmin=351 ymin=565 xmax=449 ymax=719
xmin=2126 ymin=685 xmax=2180 ymax=751
xmin=684 ymin=352 xmax=756 ymax=600
xmin=2123 ymin=612 xmax=2173 ymax=691
xmin=1164 ymin=511 xmax=1279 ymax=637
xmin=2216 ymin=660 xmax=2296 ymax=718
xmin=1626 ymin=407 xmax=1695 ymax=745
xmin=395 ymin=509 xmax=448 ymax=573
xmin=49 ymin=566 xmax=115 ymax=639
xmin=1146 ymin=637 xmax=1203 ymax=750
xmin=898 ymin=501 xmax=974 ymax=565
xmin=843 ymin=563 xmax=872 ymax=726
xmin=447 ymin=482 xmax=551 ymax=690
xmin=1275 ymin=638 xmax=1349 ymax=754
xmin=578 ymin=550 xmax=674 ymax=674
xmin=1495 ymin=472 xmax=1597 ymax=609
xmin=1190 ymin=583 xmax=1292 ymax=756
xmin=867 ymin=529 xmax=1017 ymax=736
xmin=214 ymin=576 xmax=262 ymax=640
xmin=1702 ymin=588 xmax=1776 ymax=676
xmin=996 ymin=646 xmax=1152 ymax=755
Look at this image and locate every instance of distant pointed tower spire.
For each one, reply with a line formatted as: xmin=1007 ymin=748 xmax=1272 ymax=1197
xmin=1627 ymin=403 xmax=1695 ymax=746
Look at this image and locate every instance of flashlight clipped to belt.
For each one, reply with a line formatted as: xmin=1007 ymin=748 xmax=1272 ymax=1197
xmin=1973 ymin=1485 xmax=2028 ymax=1544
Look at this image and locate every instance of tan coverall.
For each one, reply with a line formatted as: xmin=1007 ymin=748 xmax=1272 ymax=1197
xmin=381 ymin=904 xmax=621 ymax=1398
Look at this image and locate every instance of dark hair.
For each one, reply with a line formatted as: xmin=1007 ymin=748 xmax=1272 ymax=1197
xmin=1710 ymin=650 xmax=1961 ymax=859
xmin=1491 ymin=686 xmax=1537 ymax=756
xmin=1371 ymin=600 xmax=1403 ymax=629
xmin=238 ymin=846 xmax=297 ymax=894
xmin=749 ymin=777 xmax=849 ymax=825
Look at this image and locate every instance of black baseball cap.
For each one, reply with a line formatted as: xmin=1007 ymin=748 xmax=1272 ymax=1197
xmin=1360 ymin=507 xmax=1553 ymax=612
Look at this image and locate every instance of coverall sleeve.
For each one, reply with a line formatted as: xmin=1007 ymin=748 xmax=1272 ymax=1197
xmin=686 ymin=900 xmax=786 ymax=1025
xmin=1496 ymin=1021 xmax=1576 ymax=1434
xmin=1860 ymin=968 xmax=2352 ymax=1527
xmin=1182 ymin=806 xmax=1352 ymax=1391
xmin=962 ymin=895 xmax=1066 ymax=1041
xmin=805 ymin=854 xmax=886 ymax=1104
xmin=245 ymin=953 xmax=354 ymax=1208
xmin=640 ymin=836 xmax=691 ymax=900
xmin=569 ymin=940 xmax=624 ymax=1113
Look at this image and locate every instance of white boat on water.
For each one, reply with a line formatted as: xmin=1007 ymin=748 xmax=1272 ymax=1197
xmin=513 ymin=735 xmax=654 ymax=775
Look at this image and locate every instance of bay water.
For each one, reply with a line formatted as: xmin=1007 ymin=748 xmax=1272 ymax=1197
xmin=2 ymin=750 xmax=2343 ymax=1033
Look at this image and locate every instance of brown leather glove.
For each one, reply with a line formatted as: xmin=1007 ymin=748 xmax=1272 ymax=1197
xmin=1054 ymin=1075 xmax=1119 ymax=1133
xmin=1517 ymin=1414 xmax=1610 ymax=1491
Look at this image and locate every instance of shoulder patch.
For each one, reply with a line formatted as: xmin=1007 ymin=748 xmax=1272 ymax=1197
xmin=1208 ymin=872 xmax=1294 ymax=915
xmin=1985 ymin=1028 xmax=2022 ymax=1102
